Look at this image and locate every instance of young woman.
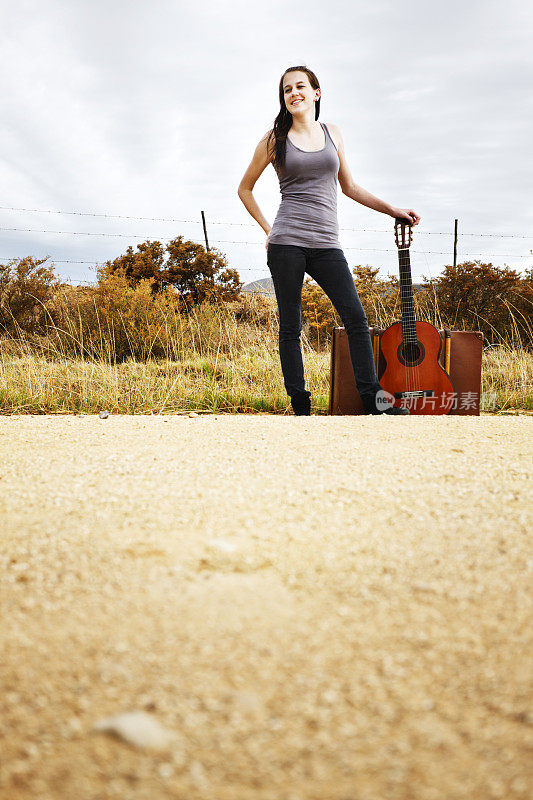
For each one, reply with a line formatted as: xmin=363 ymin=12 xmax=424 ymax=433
xmin=237 ymin=65 xmax=421 ymax=416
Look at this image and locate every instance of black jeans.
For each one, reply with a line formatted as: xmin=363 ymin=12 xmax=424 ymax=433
xmin=267 ymin=243 xmax=382 ymax=408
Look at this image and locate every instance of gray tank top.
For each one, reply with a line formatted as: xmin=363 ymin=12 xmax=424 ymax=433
xmin=268 ymin=121 xmax=341 ymax=248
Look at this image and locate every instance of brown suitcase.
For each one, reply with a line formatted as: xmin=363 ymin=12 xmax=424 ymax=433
xmin=328 ymin=326 xmax=484 ymax=415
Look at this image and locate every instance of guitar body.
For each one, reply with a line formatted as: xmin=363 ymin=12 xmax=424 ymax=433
xmin=379 ymin=320 xmax=456 ymax=415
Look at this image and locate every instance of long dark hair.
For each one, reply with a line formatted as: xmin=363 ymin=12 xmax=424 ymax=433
xmin=267 ymin=65 xmax=321 ymax=173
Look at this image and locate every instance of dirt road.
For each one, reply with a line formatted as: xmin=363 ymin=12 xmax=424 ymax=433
xmin=0 ymin=413 xmax=531 ymax=800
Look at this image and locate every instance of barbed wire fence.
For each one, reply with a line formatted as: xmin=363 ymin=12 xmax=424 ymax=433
xmin=1 ymin=205 xmax=531 ymax=295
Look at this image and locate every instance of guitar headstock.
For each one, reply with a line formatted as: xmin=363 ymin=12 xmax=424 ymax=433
xmin=394 ymin=218 xmax=413 ymax=250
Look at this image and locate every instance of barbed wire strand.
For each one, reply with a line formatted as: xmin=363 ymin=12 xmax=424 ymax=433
xmin=0 ymin=205 xmax=531 ymax=238
xmin=0 ymin=228 xmax=530 ymax=258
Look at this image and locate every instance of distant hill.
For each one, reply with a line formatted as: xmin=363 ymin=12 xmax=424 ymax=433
xmin=242 ymin=277 xmax=424 ymax=296
xmin=242 ymin=277 xmax=275 ymax=295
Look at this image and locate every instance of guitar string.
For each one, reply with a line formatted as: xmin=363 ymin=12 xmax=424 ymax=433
xmin=398 ymin=224 xmax=406 ymax=404
xmin=396 ymin=221 xmax=404 ymax=405
xmin=401 ymin=234 xmax=410 ymax=405
xmin=401 ymin=224 xmax=410 ymax=405
xmin=406 ymin=223 xmax=417 ymax=406
xmin=410 ymin=224 xmax=418 ymax=405
xmin=397 ymin=221 xmax=410 ymax=405
xmin=411 ymin=225 xmax=420 ymax=408
xmin=398 ymin=222 xmax=414 ymax=405
xmin=405 ymin=230 xmax=415 ymax=404
xmin=411 ymin=225 xmax=420 ymax=407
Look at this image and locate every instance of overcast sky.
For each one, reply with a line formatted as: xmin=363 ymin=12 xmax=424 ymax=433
xmin=1 ymin=0 xmax=531 ymax=289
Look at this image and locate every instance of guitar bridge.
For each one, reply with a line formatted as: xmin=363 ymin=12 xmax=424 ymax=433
xmin=394 ymin=390 xmax=434 ymax=399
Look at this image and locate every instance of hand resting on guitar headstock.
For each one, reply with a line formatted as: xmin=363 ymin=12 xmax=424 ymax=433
xmin=391 ymin=208 xmax=420 ymax=226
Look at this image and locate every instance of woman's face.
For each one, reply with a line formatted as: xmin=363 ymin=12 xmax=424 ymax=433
xmin=282 ymin=71 xmax=320 ymax=115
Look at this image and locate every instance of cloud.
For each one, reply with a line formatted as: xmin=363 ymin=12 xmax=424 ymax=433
xmin=0 ymin=0 xmax=530 ymax=284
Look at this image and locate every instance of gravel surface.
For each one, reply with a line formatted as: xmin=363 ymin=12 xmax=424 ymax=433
xmin=0 ymin=413 xmax=531 ymax=800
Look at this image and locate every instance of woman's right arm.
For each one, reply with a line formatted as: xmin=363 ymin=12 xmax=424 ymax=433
xmin=237 ymin=131 xmax=274 ymax=247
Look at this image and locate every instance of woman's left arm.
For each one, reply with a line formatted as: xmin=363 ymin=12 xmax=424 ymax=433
xmin=330 ymin=123 xmax=421 ymax=226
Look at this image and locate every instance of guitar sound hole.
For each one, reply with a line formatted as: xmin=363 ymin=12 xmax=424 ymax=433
xmin=398 ymin=341 xmax=425 ymax=366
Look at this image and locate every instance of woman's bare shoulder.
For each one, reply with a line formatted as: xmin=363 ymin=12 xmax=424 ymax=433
xmin=324 ymin=122 xmax=342 ymax=150
xmin=257 ymin=128 xmax=274 ymax=145
xmin=259 ymin=129 xmax=275 ymax=161
xmin=245 ymin=129 xmax=275 ymax=175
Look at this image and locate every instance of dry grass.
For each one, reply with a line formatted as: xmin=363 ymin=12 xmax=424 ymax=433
xmin=0 ymin=292 xmax=531 ymax=415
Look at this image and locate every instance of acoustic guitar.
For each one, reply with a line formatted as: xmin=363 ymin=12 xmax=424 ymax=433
xmin=378 ymin=218 xmax=456 ymax=415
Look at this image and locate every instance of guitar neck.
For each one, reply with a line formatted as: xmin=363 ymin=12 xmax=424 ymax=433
xmin=398 ymin=248 xmax=417 ymax=342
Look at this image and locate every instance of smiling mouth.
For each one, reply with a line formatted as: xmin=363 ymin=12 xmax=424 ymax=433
xmin=291 ymin=99 xmax=302 ymax=105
